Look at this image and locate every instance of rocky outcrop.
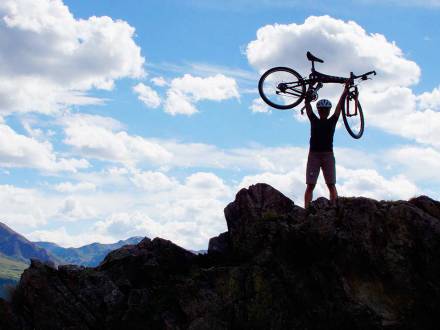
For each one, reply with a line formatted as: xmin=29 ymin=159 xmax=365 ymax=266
xmin=1 ymin=183 xmax=440 ymax=329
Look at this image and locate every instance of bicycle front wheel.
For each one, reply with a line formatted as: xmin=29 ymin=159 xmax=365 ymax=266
xmin=258 ymin=67 xmax=306 ymax=110
xmin=342 ymin=95 xmax=364 ymax=139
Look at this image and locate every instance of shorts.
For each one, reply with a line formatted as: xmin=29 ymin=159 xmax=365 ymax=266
xmin=306 ymin=151 xmax=336 ymax=185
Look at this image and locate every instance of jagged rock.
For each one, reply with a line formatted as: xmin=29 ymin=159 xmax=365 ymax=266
xmin=409 ymin=195 xmax=440 ymax=219
xmin=224 ymin=183 xmax=305 ymax=259
xmin=2 ymin=183 xmax=440 ymax=329
xmin=208 ymin=232 xmax=229 ymax=255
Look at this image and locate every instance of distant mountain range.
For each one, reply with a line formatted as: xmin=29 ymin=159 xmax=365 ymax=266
xmin=35 ymin=237 xmax=144 ymax=267
xmin=0 ymin=222 xmax=144 ymax=298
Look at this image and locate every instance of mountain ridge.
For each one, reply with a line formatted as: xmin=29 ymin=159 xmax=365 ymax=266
xmin=0 ymin=222 xmax=145 ymax=299
xmin=34 ymin=236 xmax=144 ymax=267
xmin=0 ymin=222 xmax=57 ymax=265
xmin=1 ymin=183 xmax=440 ymax=329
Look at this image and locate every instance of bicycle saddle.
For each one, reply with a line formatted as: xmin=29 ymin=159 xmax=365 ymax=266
xmin=307 ymin=51 xmax=324 ymax=63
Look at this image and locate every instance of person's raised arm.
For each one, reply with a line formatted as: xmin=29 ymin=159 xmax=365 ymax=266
xmin=305 ymin=88 xmax=316 ymax=121
xmin=332 ymin=81 xmax=350 ymax=120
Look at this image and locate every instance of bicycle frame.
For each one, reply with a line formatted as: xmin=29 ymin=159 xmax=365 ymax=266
xmin=305 ymin=69 xmax=347 ymax=86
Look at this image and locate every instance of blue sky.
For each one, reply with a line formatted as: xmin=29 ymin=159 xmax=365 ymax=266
xmin=0 ymin=0 xmax=439 ymax=249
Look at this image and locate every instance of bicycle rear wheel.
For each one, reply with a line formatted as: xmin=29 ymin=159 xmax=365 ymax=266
xmin=342 ymin=95 xmax=364 ymax=139
xmin=258 ymin=67 xmax=306 ymax=110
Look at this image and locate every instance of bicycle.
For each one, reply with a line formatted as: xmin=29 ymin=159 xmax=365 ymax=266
xmin=258 ymin=51 xmax=376 ymax=139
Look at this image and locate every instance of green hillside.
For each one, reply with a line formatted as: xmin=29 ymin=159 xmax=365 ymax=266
xmin=0 ymin=253 xmax=28 ymax=299
xmin=0 ymin=253 xmax=28 ymax=281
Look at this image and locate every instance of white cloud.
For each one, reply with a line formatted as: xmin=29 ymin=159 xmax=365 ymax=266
xmin=417 ymin=85 xmax=440 ymax=110
xmin=387 ymin=146 xmax=440 ymax=183
xmin=56 ymin=197 xmax=96 ymax=220
xmin=164 ymin=89 xmax=199 ymax=115
xmin=151 ymin=76 xmax=167 ymax=87
xmin=0 ymin=185 xmax=48 ymax=228
xmin=61 ymin=113 xmax=172 ymax=166
xmin=246 ymin=16 xmax=419 ymax=88
xmin=30 ymin=171 xmax=232 ymax=249
xmin=164 ymin=74 xmax=239 ymax=115
xmin=130 ymin=170 xmax=178 ymax=192
xmin=53 ymin=181 xmax=97 ymax=193
xmin=133 ymin=83 xmax=161 ymax=108
xmin=0 ymin=0 xmax=144 ymax=115
xmin=362 ymin=87 xmax=440 ymax=148
xmin=250 ymin=98 xmax=271 ymax=113
xmin=338 ymin=168 xmax=418 ymax=200
xmin=0 ymin=121 xmax=89 ymax=172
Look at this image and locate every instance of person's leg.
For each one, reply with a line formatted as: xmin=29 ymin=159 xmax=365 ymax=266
xmin=304 ymin=184 xmax=316 ymax=208
xmin=327 ymin=184 xmax=338 ymax=203
xmin=305 ymin=151 xmax=319 ymax=208
xmin=322 ymin=152 xmax=337 ymax=204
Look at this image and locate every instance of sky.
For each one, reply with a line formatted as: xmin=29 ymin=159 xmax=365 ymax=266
xmin=0 ymin=0 xmax=439 ymax=249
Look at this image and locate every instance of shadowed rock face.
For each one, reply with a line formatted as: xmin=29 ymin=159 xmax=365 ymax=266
xmin=1 ymin=183 xmax=440 ymax=329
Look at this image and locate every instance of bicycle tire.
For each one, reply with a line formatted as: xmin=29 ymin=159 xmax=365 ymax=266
xmin=258 ymin=67 xmax=306 ymax=110
xmin=341 ymin=95 xmax=364 ymax=139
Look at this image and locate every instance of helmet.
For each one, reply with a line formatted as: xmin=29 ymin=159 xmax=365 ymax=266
xmin=316 ymin=99 xmax=332 ymax=109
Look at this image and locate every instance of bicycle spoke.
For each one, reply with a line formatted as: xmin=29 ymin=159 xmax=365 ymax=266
xmin=289 ymin=88 xmax=302 ymax=97
xmin=284 ymin=89 xmax=303 ymax=97
xmin=258 ymin=67 xmax=306 ymax=109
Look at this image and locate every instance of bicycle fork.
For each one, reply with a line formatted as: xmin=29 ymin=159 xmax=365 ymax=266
xmin=346 ymin=86 xmax=359 ymax=117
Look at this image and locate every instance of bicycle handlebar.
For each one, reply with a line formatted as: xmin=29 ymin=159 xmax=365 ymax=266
xmin=352 ymin=71 xmax=376 ymax=80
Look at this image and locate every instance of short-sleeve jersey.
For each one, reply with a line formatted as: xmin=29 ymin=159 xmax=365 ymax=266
xmin=307 ymin=111 xmax=338 ymax=152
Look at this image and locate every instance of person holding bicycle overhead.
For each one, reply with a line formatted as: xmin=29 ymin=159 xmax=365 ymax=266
xmin=304 ymin=82 xmax=350 ymax=208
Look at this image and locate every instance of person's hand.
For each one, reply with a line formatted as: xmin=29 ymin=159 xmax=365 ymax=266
xmin=305 ymin=89 xmax=314 ymax=103
xmin=343 ymin=80 xmax=351 ymax=94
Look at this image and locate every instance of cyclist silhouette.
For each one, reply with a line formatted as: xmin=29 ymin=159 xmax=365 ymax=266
xmin=304 ymin=82 xmax=349 ymax=208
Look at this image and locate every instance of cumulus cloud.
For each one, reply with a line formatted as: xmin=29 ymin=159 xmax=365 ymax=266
xmin=338 ymin=168 xmax=418 ymax=200
xmin=0 ymin=185 xmax=47 ymax=228
xmin=56 ymin=197 xmax=96 ymax=220
xmin=61 ymin=113 xmax=172 ymax=166
xmin=59 ymin=112 xmax=313 ymax=171
xmin=417 ymin=85 xmax=440 ymax=110
xmin=387 ymin=146 xmax=440 ymax=183
xmin=247 ymin=15 xmax=440 ymax=149
xmin=0 ymin=121 xmax=89 ymax=172
xmin=130 ymin=170 xmax=178 ymax=192
xmin=0 ymin=0 xmax=144 ymax=115
xmin=164 ymin=74 xmax=239 ymax=115
xmin=247 ymin=15 xmax=419 ymax=87
xmin=53 ymin=181 xmax=97 ymax=193
xmin=151 ymin=76 xmax=167 ymax=87
xmin=362 ymin=87 xmax=440 ymax=148
xmin=250 ymin=98 xmax=271 ymax=113
xmin=133 ymin=83 xmax=161 ymax=108
xmin=26 ymin=171 xmax=232 ymax=248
